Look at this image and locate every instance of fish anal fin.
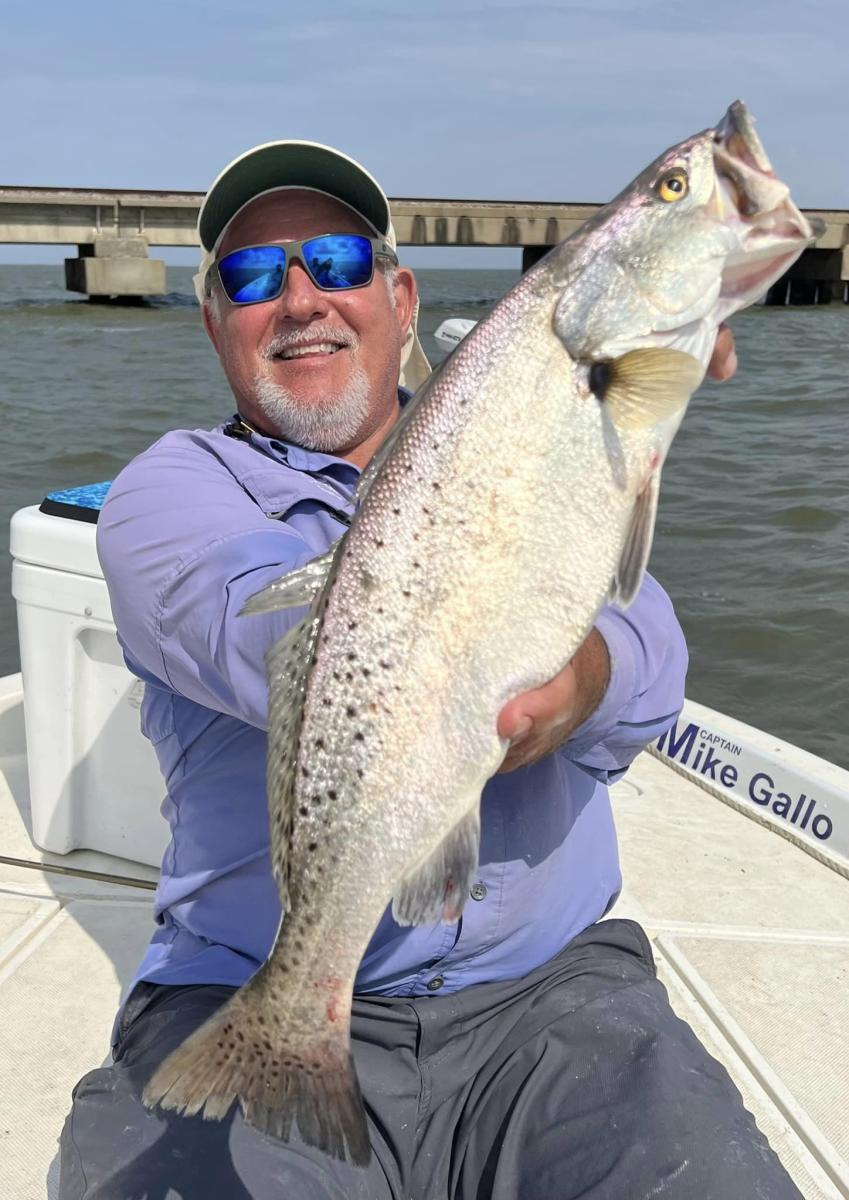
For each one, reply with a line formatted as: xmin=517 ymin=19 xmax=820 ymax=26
xmin=611 ymin=471 xmax=660 ymax=607
xmin=392 ymin=805 xmax=481 ymax=926
xmin=603 ymin=347 xmax=703 ymax=431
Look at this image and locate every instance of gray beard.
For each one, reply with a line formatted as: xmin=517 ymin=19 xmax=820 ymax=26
xmin=252 ymin=362 xmax=371 ymax=453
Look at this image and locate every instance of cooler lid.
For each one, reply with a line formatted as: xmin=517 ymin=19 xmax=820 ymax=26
xmin=10 ymin=504 xmax=105 ymax=578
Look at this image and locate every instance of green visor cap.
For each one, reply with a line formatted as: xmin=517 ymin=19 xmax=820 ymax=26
xmin=198 ymin=140 xmax=392 ymax=252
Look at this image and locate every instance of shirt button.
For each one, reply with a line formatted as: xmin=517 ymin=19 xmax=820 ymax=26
xmin=470 ymin=882 xmax=487 ymax=901
xmin=426 ymin=975 xmax=445 ymax=991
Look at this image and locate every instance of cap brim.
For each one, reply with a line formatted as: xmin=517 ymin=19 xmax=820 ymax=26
xmin=199 ymin=141 xmax=391 ymax=251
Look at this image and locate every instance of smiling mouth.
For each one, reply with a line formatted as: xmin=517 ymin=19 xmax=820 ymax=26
xmin=276 ymin=342 xmax=345 ymax=361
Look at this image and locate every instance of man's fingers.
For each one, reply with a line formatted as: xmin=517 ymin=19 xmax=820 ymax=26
xmin=497 ymin=665 xmax=578 ymax=741
xmin=707 ymin=323 xmax=738 ymax=382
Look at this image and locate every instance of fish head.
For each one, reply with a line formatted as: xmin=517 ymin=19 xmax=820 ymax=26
xmin=547 ymin=101 xmax=818 ymax=494
xmin=552 ymin=100 xmax=818 ymax=372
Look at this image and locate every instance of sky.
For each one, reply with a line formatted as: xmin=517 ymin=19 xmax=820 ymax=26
xmin=1 ymin=0 xmax=846 ymax=267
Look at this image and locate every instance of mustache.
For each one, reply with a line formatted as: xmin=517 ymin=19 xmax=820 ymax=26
xmin=262 ymin=325 xmax=359 ymax=359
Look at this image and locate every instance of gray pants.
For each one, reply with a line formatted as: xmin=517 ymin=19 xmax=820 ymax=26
xmin=58 ymin=919 xmax=801 ymax=1199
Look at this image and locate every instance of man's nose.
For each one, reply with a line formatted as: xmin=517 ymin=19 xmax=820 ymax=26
xmin=275 ymin=260 xmax=331 ymax=320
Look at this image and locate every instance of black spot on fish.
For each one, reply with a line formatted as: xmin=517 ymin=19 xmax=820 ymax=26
xmin=347 ymin=652 xmax=357 ymax=661
xmin=589 ymin=360 xmax=612 ymax=401
xmin=346 ymin=705 xmax=356 ymax=718
xmin=299 ymin=805 xmax=309 ymax=816
xmin=354 ymin=731 xmax=365 ymax=742
xmin=380 ymin=660 xmax=391 ymax=670
xmin=308 ymin=842 xmax=317 ymax=852
xmin=348 ymin=620 xmax=357 ymax=630
xmin=314 ymin=738 xmax=324 ymax=749
xmin=328 ymin=789 xmax=337 ymax=800
xmin=392 ymin=506 xmax=401 ymax=515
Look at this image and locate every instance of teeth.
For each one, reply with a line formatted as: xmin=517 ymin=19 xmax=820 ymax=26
xmin=278 ymin=343 xmax=340 ymax=360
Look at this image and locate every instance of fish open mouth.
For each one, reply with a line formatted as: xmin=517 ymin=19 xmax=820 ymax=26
xmin=710 ymin=101 xmax=821 ymax=304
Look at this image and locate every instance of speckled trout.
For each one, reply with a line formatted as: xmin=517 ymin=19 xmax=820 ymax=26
xmin=144 ymin=102 xmax=819 ymax=1163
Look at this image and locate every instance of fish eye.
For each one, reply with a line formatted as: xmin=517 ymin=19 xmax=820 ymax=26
xmin=656 ymin=170 xmax=689 ymax=203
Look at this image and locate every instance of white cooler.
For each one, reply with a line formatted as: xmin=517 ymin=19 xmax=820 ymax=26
xmin=10 ymin=504 xmax=168 ymax=867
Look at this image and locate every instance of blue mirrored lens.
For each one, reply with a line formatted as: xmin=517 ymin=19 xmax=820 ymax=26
xmin=303 ymin=235 xmax=373 ymax=289
xmin=218 ymin=246 xmax=287 ymax=303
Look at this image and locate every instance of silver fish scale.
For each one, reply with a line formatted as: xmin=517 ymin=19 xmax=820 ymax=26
xmin=270 ymin=262 xmax=639 ymax=979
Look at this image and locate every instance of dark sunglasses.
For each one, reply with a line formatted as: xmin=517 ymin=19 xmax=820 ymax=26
xmin=215 ymin=234 xmax=398 ymax=306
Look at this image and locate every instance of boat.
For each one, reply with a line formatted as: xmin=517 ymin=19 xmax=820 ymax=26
xmin=2 ymin=469 xmax=848 ymax=1198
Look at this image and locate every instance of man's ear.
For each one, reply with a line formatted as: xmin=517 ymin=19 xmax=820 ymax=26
xmin=393 ymin=267 xmax=417 ymax=337
xmin=201 ymin=300 xmax=221 ymax=353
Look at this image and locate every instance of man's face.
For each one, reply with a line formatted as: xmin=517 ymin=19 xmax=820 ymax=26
xmin=204 ymin=189 xmax=417 ymax=460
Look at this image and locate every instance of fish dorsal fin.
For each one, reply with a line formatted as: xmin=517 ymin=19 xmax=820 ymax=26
xmin=601 ymin=347 xmax=703 ymax=430
xmin=392 ymin=802 xmax=481 ymax=926
xmin=264 ymin=606 xmax=322 ymax=907
xmin=240 ymin=546 xmax=338 ymax=617
xmin=610 ymin=471 xmax=660 ymax=608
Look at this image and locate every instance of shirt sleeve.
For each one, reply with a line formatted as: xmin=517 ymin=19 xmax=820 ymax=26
xmin=560 ymin=572 xmax=688 ymax=783
xmin=97 ymin=432 xmax=321 ymax=731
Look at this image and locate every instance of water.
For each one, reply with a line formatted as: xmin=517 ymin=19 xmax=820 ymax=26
xmin=1 ymin=264 xmax=847 ymax=768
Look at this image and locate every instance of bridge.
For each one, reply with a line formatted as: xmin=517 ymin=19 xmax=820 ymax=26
xmin=1 ymin=185 xmax=846 ymax=305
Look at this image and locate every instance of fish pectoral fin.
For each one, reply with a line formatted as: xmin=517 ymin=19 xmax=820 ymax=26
xmin=610 ymin=470 xmax=660 ymax=608
xmin=240 ymin=546 xmax=338 ymax=617
xmin=265 ymin=611 xmax=322 ymax=906
xmin=602 ymin=347 xmax=703 ymax=430
xmin=392 ymin=804 xmax=481 ymax=927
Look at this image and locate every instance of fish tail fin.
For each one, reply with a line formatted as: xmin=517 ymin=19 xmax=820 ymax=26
xmin=142 ymin=966 xmax=370 ymax=1166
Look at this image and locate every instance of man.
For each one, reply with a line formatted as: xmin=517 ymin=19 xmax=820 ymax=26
xmin=59 ymin=141 xmax=800 ymax=1199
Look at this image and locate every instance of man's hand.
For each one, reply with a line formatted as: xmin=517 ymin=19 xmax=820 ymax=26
xmin=706 ymin=323 xmax=737 ymax=382
xmin=497 ymin=629 xmax=610 ymax=773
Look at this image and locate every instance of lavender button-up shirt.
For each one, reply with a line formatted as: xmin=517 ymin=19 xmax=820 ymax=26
xmin=97 ymin=405 xmax=687 ymax=1003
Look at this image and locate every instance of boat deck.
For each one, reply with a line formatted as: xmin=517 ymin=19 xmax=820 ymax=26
xmin=1 ymin=671 xmax=846 ymax=1199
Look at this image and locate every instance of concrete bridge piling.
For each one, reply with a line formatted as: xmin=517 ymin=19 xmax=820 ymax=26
xmin=0 ymin=186 xmax=846 ymax=305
